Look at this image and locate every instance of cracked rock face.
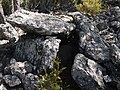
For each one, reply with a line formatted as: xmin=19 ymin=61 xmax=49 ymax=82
xmin=7 ymin=9 xmax=75 ymax=35
xmin=71 ymin=53 xmax=105 ymax=90
xmin=14 ymin=37 xmax=61 ymax=72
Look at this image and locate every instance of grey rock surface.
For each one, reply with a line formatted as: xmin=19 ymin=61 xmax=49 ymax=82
xmin=4 ymin=59 xmax=33 ymax=78
xmin=3 ymin=75 xmax=21 ymax=87
xmin=71 ymin=53 xmax=105 ymax=90
xmin=71 ymin=12 xmax=110 ymax=62
xmin=110 ymin=44 xmax=120 ymax=64
xmin=0 ymin=6 xmax=120 ymax=90
xmin=7 ymin=9 xmax=75 ymax=35
xmin=0 ymin=84 xmax=7 ymax=90
xmin=14 ymin=37 xmax=61 ymax=72
xmin=0 ymin=22 xmax=19 ymax=44
xmin=23 ymin=73 xmax=38 ymax=90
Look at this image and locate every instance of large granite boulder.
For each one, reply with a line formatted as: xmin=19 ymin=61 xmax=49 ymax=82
xmin=71 ymin=53 xmax=105 ymax=90
xmin=7 ymin=9 xmax=75 ymax=35
xmin=69 ymin=12 xmax=110 ymax=62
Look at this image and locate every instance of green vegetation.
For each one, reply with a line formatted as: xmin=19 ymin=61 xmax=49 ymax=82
xmin=38 ymin=59 xmax=66 ymax=90
xmin=21 ymin=0 xmax=34 ymax=9
xmin=2 ymin=0 xmax=107 ymax=15
xmin=73 ymin=0 xmax=104 ymax=15
xmin=2 ymin=0 xmax=10 ymax=15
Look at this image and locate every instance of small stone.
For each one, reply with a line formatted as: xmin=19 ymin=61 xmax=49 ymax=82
xmin=3 ymin=75 xmax=21 ymax=87
xmin=104 ymin=75 xmax=112 ymax=83
xmin=10 ymin=58 xmax=16 ymax=64
xmin=23 ymin=73 xmax=38 ymax=90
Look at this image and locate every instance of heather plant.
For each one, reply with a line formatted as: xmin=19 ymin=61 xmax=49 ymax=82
xmin=73 ymin=0 xmax=105 ymax=15
xmin=38 ymin=59 xmax=66 ymax=90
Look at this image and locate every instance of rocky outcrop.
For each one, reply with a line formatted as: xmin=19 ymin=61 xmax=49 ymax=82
xmin=70 ymin=6 xmax=120 ymax=90
xmin=0 ymin=6 xmax=120 ymax=90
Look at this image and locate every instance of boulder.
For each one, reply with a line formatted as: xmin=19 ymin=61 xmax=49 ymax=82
xmin=14 ymin=37 xmax=61 ymax=72
xmin=71 ymin=53 xmax=105 ymax=90
xmin=70 ymin=12 xmax=110 ymax=62
xmin=7 ymin=9 xmax=75 ymax=35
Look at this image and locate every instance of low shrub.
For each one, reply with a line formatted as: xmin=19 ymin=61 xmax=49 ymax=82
xmin=73 ymin=0 xmax=105 ymax=15
xmin=38 ymin=59 xmax=66 ymax=90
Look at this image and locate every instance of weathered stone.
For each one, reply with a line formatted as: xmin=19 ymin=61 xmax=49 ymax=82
xmin=104 ymin=75 xmax=112 ymax=83
xmin=23 ymin=73 xmax=38 ymax=90
xmin=0 ymin=40 xmax=9 ymax=45
xmin=4 ymin=59 xmax=33 ymax=78
xmin=100 ymin=32 xmax=118 ymax=44
xmin=80 ymin=25 xmax=109 ymax=62
xmin=69 ymin=12 xmax=110 ymax=62
xmin=3 ymin=75 xmax=21 ymax=87
xmin=71 ymin=53 xmax=105 ymax=90
xmin=14 ymin=37 xmax=61 ymax=72
xmin=7 ymin=9 xmax=75 ymax=35
xmin=0 ymin=22 xmax=19 ymax=44
xmin=0 ymin=5 xmax=119 ymax=90
xmin=96 ymin=22 xmax=108 ymax=31
xmin=110 ymin=44 xmax=120 ymax=64
xmin=56 ymin=15 xmax=73 ymax=22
